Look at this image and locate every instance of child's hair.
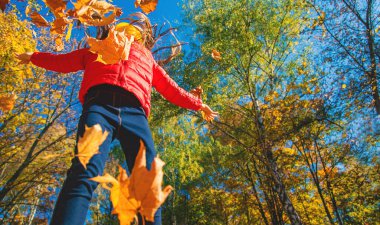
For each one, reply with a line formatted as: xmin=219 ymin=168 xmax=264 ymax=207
xmin=125 ymin=13 xmax=154 ymax=50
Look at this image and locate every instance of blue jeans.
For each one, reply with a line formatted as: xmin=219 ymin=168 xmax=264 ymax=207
xmin=50 ymin=85 xmax=161 ymax=225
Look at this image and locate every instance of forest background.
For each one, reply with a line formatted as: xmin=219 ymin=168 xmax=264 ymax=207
xmin=0 ymin=0 xmax=379 ymax=224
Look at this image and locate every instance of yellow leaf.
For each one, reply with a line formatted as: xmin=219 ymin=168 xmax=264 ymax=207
xmin=342 ymin=84 xmax=347 ymax=89
xmin=88 ymin=27 xmax=135 ymax=64
xmin=135 ymin=0 xmax=158 ymax=14
xmin=65 ymin=22 xmax=73 ymax=41
xmin=115 ymin=22 xmax=143 ymax=42
xmin=76 ymin=124 xmax=108 ymax=169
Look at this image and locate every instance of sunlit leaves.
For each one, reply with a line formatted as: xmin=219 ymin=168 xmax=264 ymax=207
xmin=25 ymin=0 xmax=123 ymax=51
xmin=77 ymin=124 xmax=109 ymax=169
xmin=0 ymin=94 xmax=17 ymax=112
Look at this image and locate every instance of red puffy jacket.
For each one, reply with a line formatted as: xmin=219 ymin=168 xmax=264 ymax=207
xmin=31 ymin=42 xmax=202 ymax=116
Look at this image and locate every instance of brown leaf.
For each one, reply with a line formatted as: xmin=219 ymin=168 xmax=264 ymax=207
xmin=29 ymin=11 xmax=50 ymax=27
xmin=76 ymin=124 xmax=108 ymax=169
xmin=0 ymin=94 xmax=17 ymax=112
xmin=135 ymin=0 xmax=158 ymax=14
xmin=211 ymin=49 xmax=222 ymax=61
xmin=0 ymin=0 xmax=9 ymax=12
xmin=88 ymin=27 xmax=134 ymax=64
xmin=190 ymin=86 xmax=203 ymax=99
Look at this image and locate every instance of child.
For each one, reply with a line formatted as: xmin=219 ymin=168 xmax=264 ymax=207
xmin=16 ymin=14 xmax=217 ymax=225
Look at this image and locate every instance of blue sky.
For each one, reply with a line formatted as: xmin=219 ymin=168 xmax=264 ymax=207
xmin=114 ymin=0 xmax=184 ymax=25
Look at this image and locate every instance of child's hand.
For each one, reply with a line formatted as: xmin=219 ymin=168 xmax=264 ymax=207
xmin=200 ymin=104 xmax=218 ymax=122
xmin=15 ymin=52 xmax=33 ymax=65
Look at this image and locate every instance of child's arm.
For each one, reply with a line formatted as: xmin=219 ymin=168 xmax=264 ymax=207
xmin=152 ymin=62 xmax=218 ymax=120
xmin=152 ymin=62 xmax=202 ymax=110
xmin=16 ymin=48 xmax=89 ymax=73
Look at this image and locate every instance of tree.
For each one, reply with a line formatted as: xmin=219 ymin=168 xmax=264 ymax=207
xmin=181 ymin=0 xmax=322 ymax=223
xmin=307 ymin=0 xmax=380 ymax=115
xmin=0 ymin=11 xmax=80 ymax=223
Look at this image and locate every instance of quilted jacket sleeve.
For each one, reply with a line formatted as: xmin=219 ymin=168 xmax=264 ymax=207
xmin=152 ymin=62 xmax=203 ymax=111
xmin=30 ymin=48 xmax=89 ymax=73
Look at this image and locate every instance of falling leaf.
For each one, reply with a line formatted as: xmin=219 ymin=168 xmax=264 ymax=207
xmin=128 ymin=141 xmax=173 ymax=222
xmin=189 ymin=86 xmax=212 ymax=122
xmin=65 ymin=22 xmax=73 ymax=41
xmin=135 ymin=0 xmax=158 ymax=14
xmin=51 ymin=17 xmax=70 ymax=35
xmin=51 ymin=17 xmax=71 ymax=51
xmin=29 ymin=11 xmax=50 ymax=27
xmin=190 ymin=86 xmax=203 ymax=99
xmin=92 ymin=141 xmax=172 ymax=224
xmin=0 ymin=0 xmax=9 ymax=12
xmin=74 ymin=0 xmax=121 ymax=26
xmin=115 ymin=22 xmax=142 ymax=42
xmin=88 ymin=27 xmax=135 ymax=64
xmin=211 ymin=49 xmax=222 ymax=61
xmin=76 ymin=124 xmax=108 ymax=169
xmin=43 ymin=0 xmax=67 ymax=17
xmin=0 ymin=94 xmax=17 ymax=112
xmin=54 ymin=35 xmax=65 ymax=52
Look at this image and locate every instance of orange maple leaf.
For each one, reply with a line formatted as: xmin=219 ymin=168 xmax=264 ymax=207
xmin=77 ymin=124 xmax=108 ymax=169
xmin=0 ymin=94 xmax=17 ymax=112
xmin=211 ymin=49 xmax=222 ymax=61
xmin=87 ymin=27 xmax=135 ymax=64
xmin=91 ymin=141 xmax=173 ymax=224
xmin=135 ymin=0 xmax=158 ymax=14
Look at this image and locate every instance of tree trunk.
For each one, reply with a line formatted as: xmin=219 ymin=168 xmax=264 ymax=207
xmin=266 ymin=150 xmax=303 ymax=225
xmin=365 ymin=0 xmax=380 ymax=114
